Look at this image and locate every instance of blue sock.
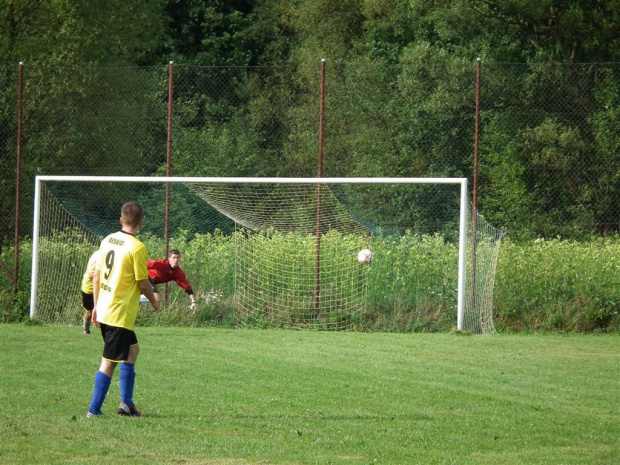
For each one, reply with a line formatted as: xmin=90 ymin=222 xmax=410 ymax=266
xmin=88 ymin=371 xmax=111 ymax=414
xmin=119 ymin=363 xmax=136 ymax=407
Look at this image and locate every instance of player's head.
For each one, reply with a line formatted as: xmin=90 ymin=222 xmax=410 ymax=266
xmin=120 ymin=201 xmax=144 ymax=229
xmin=169 ymin=249 xmax=181 ymax=268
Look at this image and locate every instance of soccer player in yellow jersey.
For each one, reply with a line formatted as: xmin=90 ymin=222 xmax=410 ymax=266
xmin=86 ymin=201 xmax=159 ymax=418
xmin=80 ymin=250 xmax=100 ymax=334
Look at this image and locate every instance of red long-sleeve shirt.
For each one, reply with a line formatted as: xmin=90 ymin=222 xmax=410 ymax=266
xmin=147 ymin=259 xmax=194 ymax=295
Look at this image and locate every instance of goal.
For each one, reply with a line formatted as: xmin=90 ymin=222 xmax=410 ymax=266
xmin=30 ymin=176 xmax=503 ymax=333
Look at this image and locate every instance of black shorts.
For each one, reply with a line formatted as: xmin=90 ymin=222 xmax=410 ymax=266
xmin=81 ymin=291 xmax=94 ymax=311
xmin=148 ymin=278 xmax=160 ymax=294
xmin=100 ymin=324 xmax=139 ymax=362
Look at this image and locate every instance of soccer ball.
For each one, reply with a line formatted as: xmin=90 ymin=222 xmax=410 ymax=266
xmin=139 ymin=294 xmax=149 ymax=304
xmin=357 ymin=249 xmax=373 ymax=264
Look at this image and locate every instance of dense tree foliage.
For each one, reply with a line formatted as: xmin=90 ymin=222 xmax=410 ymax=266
xmin=0 ymin=0 xmax=167 ymax=246
xmin=0 ymin=0 xmax=618 ymax=241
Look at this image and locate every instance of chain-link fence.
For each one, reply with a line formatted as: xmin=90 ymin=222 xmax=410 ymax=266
xmin=0 ymin=65 xmax=19 ymax=298
xmin=1 ymin=60 xmax=618 ymax=308
xmin=480 ymin=62 xmax=619 ymax=238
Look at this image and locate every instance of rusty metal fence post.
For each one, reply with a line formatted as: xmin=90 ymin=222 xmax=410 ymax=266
xmin=163 ymin=61 xmax=175 ymax=304
xmin=314 ymin=58 xmax=326 ymax=317
xmin=13 ymin=62 xmax=24 ymax=296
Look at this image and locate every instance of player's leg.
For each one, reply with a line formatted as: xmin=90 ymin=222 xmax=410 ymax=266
xmin=118 ymin=335 xmax=142 ymax=416
xmin=149 ymin=278 xmax=161 ymax=303
xmin=83 ymin=311 xmax=92 ymax=333
xmin=87 ymin=357 xmax=116 ymax=416
xmin=141 ymin=287 xmax=161 ymax=305
xmin=119 ymin=343 xmax=139 ymax=407
xmin=86 ymin=324 xmax=122 ymax=417
xmin=81 ymin=291 xmax=94 ymax=334
xmin=150 ymin=279 xmax=162 ymax=306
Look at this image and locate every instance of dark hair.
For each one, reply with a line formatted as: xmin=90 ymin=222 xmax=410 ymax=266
xmin=121 ymin=201 xmax=143 ymax=228
xmin=169 ymin=249 xmax=181 ymax=256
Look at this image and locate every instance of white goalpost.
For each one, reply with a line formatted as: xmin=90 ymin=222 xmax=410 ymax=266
xmin=30 ymin=175 xmax=500 ymax=333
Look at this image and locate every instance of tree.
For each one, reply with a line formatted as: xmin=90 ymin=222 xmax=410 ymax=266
xmin=462 ymin=0 xmax=620 ymax=62
xmin=0 ymin=0 xmax=166 ymax=247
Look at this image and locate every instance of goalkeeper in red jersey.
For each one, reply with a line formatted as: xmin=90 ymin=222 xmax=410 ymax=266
xmin=147 ymin=249 xmax=197 ymax=310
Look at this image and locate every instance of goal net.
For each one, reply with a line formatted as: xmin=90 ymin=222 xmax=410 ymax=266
xmin=30 ymin=176 xmax=503 ymax=333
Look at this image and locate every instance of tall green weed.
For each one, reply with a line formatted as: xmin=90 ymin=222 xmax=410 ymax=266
xmin=4 ymin=234 xmax=619 ymax=332
xmin=495 ymin=236 xmax=620 ymax=332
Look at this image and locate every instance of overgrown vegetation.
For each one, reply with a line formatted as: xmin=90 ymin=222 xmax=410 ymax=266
xmin=3 ymin=233 xmax=618 ymax=333
xmin=494 ymin=236 xmax=620 ymax=332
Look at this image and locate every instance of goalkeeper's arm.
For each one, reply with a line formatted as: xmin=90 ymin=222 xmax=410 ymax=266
xmin=186 ymin=289 xmax=197 ymax=309
xmin=173 ymin=269 xmax=196 ymax=309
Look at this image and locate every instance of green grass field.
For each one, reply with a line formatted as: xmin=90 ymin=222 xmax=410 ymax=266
xmin=0 ymin=325 xmax=617 ymax=464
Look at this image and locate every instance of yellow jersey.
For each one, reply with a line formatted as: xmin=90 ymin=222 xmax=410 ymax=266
xmin=80 ymin=250 xmax=100 ymax=294
xmin=95 ymin=230 xmax=149 ymax=330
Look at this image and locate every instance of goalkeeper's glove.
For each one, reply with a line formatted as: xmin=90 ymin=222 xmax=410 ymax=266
xmin=189 ymin=301 xmax=197 ymax=310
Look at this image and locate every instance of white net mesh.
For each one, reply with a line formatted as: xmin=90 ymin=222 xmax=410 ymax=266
xmin=35 ymin=184 xmax=100 ymax=326
xmin=188 ymin=183 xmax=371 ymax=329
xmin=463 ymin=208 xmax=505 ymax=334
